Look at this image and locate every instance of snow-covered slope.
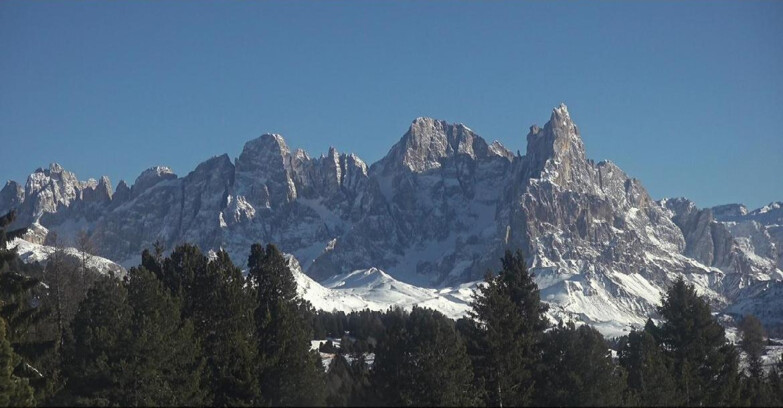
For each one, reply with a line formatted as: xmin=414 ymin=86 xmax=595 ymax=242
xmin=9 ymin=234 xmax=126 ymax=278
xmin=2 ymin=104 xmax=780 ymax=334
xmin=288 ymin=255 xmax=475 ymax=320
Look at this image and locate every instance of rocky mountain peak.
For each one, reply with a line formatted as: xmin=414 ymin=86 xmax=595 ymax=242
xmin=48 ymin=162 xmax=65 ymax=174
xmin=524 ymin=103 xmax=589 ymax=187
xmin=82 ymin=175 xmax=113 ymax=203
xmin=488 ymin=140 xmax=514 ymax=159
xmin=0 ymin=180 xmax=24 ymax=215
xmin=113 ymin=180 xmax=131 ymax=204
xmin=192 ymin=154 xmax=233 ymax=175
xmin=380 ymin=117 xmax=490 ymax=173
xmin=550 ymin=102 xmax=574 ymax=130
xmin=131 ymin=166 xmax=176 ymax=198
xmin=234 ymin=133 xmax=298 ymax=208
xmin=23 ymin=162 xmax=81 ymax=218
xmin=240 ymin=133 xmax=291 ymax=162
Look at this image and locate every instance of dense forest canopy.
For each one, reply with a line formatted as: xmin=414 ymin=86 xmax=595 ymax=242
xmin=1 ymin=210 xmax=782 ymax=407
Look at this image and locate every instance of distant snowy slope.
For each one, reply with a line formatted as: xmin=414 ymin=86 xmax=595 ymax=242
xmin=10 ymin=237 xmax=126 ymax=277
xmin=288 ymin=255 xmax=475 ymax=320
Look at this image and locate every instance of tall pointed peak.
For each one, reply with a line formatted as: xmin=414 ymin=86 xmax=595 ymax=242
xmin=544 ymin=102 xmax=579 ymax=137
xmin=551 ymin=103 xmax=571 ymax=124
xmin=524 ymin=104 xmax=590 ymax=185
xmin=112 ymin=179 xmax=131 ymax=203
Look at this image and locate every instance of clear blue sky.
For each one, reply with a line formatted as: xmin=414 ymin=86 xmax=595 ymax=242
xmin=1 ymin=1 xmax=781 ymax=209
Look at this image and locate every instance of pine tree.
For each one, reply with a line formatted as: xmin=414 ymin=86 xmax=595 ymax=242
xmin=372 ymin=307 xmax=480 ymax=407
xmin=149 ymin=243 xmax=209 ymax=319
xmin=325 ymin=354 xmax=357 ymax=407
xmin=739 ymin=315 xmax=772 ymax=406
xmin=740 ymin=315 xmax=766 ymax=380
xmin=0 ymin=210 xmax=56 ymax=401
xmin=655 ymin=277 xmax=742 ymax=406
xmin=125 ymin=266 xmax=207 ymax=405
xmin=60 ymin=274 xmax=133 ymax=405
xmin=62 ymin=268 xmax=207 ymax=406
xmin=247 ymin=243 xmax=326 ymax=406
xmin=196 ymin=250 xmax=260 ymax=406
xmin=0 ymin=318 xmax=35 ymax=407
xmin=348 ymin=353 xmax=374 ymax=407
xmin=619 ymin=329 xmax=680 ymax=406
xmin=468 ymin=250 xmax=549 ymax=407
xmin=534 ymin=322 xmax=626 ymax=407
xmin=767 ymin=356 xmax=783 ymax=405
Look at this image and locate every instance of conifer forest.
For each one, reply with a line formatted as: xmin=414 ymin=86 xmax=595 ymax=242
xmin=1 ymin=209 xmax=782 ymax=407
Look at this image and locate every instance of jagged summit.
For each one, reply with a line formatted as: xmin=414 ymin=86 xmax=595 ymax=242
xmin=551 ymin=102 xmax=573 ymax=126
xmin=132 ymin=166 xmax=176 ymax=198
xmin=239 ymin=133 xmax=291 ymax=164
xmin=376 ymin=116 xmax=506 ymax=174
xmin=48 ymin=162 xmax=65 ymax=173
xmin=523 ymin=103 xmax=589 ymax=187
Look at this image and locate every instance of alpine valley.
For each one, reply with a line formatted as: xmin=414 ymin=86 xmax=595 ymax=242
xmin=3 ymin=104 xmax=781 ymax=337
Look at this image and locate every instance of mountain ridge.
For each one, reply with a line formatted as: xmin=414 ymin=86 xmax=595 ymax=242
xmin=3 ymin=104 xmax=781 ymax=334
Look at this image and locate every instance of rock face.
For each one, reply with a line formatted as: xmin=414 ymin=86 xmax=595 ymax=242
xmin=2 ymin=104 xmax=781 ymax=334
xmin=0 ymin=181 xmax=24 ymax=216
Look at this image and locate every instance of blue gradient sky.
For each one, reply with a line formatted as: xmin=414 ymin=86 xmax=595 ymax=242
xmin=1 ymin=1 xmax=781 ymax=209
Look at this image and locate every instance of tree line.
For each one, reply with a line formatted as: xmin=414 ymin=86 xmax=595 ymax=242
xmin=1 ymin=210 xmax=783 ymax=406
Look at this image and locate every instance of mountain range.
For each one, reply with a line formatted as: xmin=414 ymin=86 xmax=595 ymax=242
xmin=3 ymin=104 xmax=781 ymax=336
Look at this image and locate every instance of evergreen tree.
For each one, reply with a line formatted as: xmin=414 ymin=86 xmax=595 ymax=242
xmin=0 ymin=318 xmax=35 ymax=407
xmin=619 ymin=329 xmax=680 ymax=406
xmin=739 ymin=315 xmax=772 ymax=406
xmin=325 ymin=354 xmax=370 ymax=407
xmin=247 ymin=243 xmax=326 ymax=406
xmin=197 ymin=250 xmax=259 ymax=406
xmin=468 ymin=250 xmax=549 ymax=407
xmin=62 ymin=268 xmax=207 ymax=406
xmin=147 ymin=243 xmax=209 ymax=319
xmin=372 ymin=307 xmax=480 ymax=407
xmin=767 ymin=356 xmax=783 ymax=405
xmin=655 ymin=277 xmax=742 ymax=406
xmin=740 ymin=315 xmax=766 ymax=380
xmin=0 ymin=211 xmax=56 ymax=401
xmin=125 ymin=267 xmax=206 ymax=405
xmin=348 ymin=354 xmax=374 ymax=406
xmin=59 ymin=274 xmax=133 ymax=405
xmin=534 ymin=322 xmax=626 ymax=407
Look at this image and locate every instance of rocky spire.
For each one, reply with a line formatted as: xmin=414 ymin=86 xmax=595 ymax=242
xmin=82 ymin=175 xmax=113 ymax=203
xmin=113 ymin=180 xmax=131 ymax=204
xmin=523 ymin=103 xmax=592 ymax=188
